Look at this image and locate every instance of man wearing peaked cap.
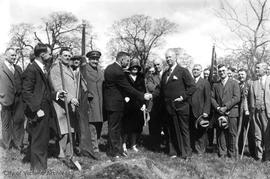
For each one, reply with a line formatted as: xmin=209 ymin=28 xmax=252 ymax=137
xmin=81 ymin=50 xmax=104 ymax=156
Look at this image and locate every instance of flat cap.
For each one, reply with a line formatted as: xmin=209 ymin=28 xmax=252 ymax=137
xmin=86 ymin=50 xmax=101 ymax=59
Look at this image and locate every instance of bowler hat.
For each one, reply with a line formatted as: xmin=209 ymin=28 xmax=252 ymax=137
xmin=86 ymin=50 xmax=101 ymax=59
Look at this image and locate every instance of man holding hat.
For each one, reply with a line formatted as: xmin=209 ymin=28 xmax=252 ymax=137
xmin=81 ymin=50 xmax=104 ymax=154
xmin=211 ymin=64 xmax=240 ymax=158
xmin=190 ymin=64 xmax=211 ymax=154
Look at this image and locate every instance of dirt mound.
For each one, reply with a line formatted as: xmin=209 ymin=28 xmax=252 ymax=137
xmin=82 ymin=157 xmax=178 ymax=179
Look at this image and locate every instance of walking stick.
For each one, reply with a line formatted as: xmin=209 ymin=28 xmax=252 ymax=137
xmin=59 ymin=62 xmax=82 ymax=171
xmin=235 ymin=103 xmax=244 ymax=159
xmin=240 ymin=120 xmax=250 ymax=160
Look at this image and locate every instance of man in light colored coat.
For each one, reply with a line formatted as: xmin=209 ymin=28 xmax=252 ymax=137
xmin=81 ymin=50 xmax=104 ymax=153
xmin=49 ymin=48 xmax=79 ymax=158
xmin=249 ymin=62 xmax=270 ymax=161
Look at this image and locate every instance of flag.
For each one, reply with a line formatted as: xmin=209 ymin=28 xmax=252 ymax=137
xmin=209 ymin=45 xmax=217 ymax=85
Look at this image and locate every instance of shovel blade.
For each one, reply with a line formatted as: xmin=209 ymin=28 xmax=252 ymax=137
xmin=73 ymin=160 xmax=82 ymax=171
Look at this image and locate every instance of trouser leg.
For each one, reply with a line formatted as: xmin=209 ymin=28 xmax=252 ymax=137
xmin=89 ymin=123 xmax=99 ymax=152
xmin=29 ymin=117 xmax=49 ymax=172
xmin=227 ymin=117 xmax=237 ymax=157
xmin=1 ymin=107 xmax=12 ymax=149
xmin=107 ymin=111 xmax=123 ymax=156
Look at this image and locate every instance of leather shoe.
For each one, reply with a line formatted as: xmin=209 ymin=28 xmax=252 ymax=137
xmin=22 ymin=155 xmax=30 ymax=164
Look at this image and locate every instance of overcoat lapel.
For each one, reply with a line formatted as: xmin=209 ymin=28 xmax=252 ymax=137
xmin=2 ymin=63 xmax=15 ymax=86
xmin=32 ymin=61 xmax=50 ymax=89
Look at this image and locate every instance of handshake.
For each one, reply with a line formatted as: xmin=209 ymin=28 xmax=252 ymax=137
xmin=144 ymin=93 xmax=152 ymax=101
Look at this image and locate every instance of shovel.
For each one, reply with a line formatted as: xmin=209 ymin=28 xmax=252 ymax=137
xmin=59 ymin=62 xmax=82 ymax=171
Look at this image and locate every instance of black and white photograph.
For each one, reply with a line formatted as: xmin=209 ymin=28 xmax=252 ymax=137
xmin=1 ymin=0 xmax=270 ymax=178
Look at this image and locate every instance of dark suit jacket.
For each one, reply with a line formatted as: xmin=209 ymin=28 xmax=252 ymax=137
xmin=0 ymin=62 xmax=25 ymax=123
xmin=191 ymin=77 xmax=211 ymax=118
xmin=211 ymin=78 xmax=240 ymax=117
xmin=160 ymin=64 xmax=196 ymax=115
xmin=103 ymin=62 xmax=144 ymax=112
xmin=22 ymin=61 xmax=60 ymax=136
xmin=0 ymin=62 xmax=23 ymax=106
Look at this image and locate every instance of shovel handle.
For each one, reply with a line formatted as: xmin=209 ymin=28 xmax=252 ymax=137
xmin=59 ymin=62 xmax=74 ymax=156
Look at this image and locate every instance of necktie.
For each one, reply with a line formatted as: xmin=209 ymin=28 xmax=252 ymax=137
xmin=260 ymin=78 xmax=265 ymax=90
xmin=9 ymin=63 xmax=15 ymax=74
xmin=166 ymin=68 xmax=172 ymax=82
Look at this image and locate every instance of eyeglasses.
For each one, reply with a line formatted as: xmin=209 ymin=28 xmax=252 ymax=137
xmin=154 ymin=64 xmax=160 ymax=66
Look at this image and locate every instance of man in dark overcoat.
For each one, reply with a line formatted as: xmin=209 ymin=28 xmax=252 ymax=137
xmin=103 ymin=51 xmax=152 ymax=160
xmin=81 ymin=50 xmax=104 ymax=154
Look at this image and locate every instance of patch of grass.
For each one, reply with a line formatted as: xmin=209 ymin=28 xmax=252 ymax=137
xmin=1 ymin=121 xmax=270 ymax=178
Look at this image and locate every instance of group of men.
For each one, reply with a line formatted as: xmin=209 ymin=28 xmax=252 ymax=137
xmin=0 ymin=44 xmax=107 ymax=172
xmin=1 ymin=43 xmax=270 ymax=173
xmin=146 ymin=52 xmax=270 ymax=161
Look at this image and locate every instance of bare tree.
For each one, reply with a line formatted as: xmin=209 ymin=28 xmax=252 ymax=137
xmin=9 ymin=23 xmax=35 ymax=70
xmin=34 ymin=11 xmax=82 ymax=54
xmin=108 ymin=14 xmax=178 ymax=69
xmin=216 ymin=0 xmax=270 ymax=77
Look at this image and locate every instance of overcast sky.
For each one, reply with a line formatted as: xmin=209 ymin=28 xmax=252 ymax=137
xmin=0 ymin=0 xmax=242 ymax=67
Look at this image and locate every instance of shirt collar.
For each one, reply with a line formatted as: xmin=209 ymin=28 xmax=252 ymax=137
xmin=221 ymin=76 xmax=229 ymax=85
xmin=261 ymin=74 xmax=267 ymax=85
xmin=194 ymin=76 xmax=200 ymax=83
xmin=169 ymin=63 xmax=177 ymax=73
xmin=4 ymin=60 xmax=14 ymax=72
xmin=115 ymin=61 xmax=121 ymax=67
xmin=35 ymin=59 xmax=45 ymax=73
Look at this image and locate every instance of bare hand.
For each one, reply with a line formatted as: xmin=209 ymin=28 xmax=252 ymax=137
xmin=37 ymin=109 xmax=45 ymax=117
xmin=245 ymin=110 xmax=250 ymax=116
xmin=144 ymin=93 xmax=152 ymax=101
xmin=71 ymin=98 xmax=79 ymax=106
xmin=124 ymin=97 xmax=130 ymax=103
xmin=174 ymin=96 xmax=183 ymax=102
xmin=202 ymin=113 xmax=208 ymax=118
xmin=140 ymin=104 xmax=146 ymax=111
xmin=219 ymin=106 xmax=227 ymax=114
xmin=57 ymin=90 xmax=67 ymax=99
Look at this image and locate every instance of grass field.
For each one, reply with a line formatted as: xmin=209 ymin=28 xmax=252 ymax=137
xmin=1 ymin=118 xmax=270 ymax=178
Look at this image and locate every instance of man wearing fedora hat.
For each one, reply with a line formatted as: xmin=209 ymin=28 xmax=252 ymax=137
xmin=211 ymin=64 xmax=240 ymax=158
xmin=190 ymin=64 xmax=211 ymax=155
